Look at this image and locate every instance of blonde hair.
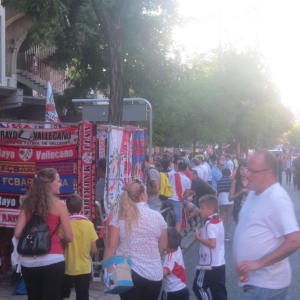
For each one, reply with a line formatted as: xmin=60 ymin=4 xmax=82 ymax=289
xmin=21 ymin=168 xmax=57 ymax=219
xmin=118 ymin=181 xmax=143 ymax=232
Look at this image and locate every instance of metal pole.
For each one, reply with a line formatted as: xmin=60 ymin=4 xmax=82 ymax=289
xmin=72 ymin=98 xmax=153 ymax=157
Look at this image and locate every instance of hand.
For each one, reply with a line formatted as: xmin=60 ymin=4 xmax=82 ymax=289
xmin=107 ymin=264 xmax=115 ymax=274
xmin=241 ymin=188 xmax=249 ymax=195
xmin=194 ymin=229 xmax=200 ymax=240
xmin=236 ymin=260 xmax=262 ymax=276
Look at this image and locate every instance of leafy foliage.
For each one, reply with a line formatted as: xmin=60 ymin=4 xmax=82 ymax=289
xmin=287 ymin=124 xmax=300 ymax=148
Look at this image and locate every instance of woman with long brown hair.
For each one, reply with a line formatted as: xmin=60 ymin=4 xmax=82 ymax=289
xmin=103 ymin=180 xmax=168 ymax=300
xmin=14 ymin=168 xmax=73 ymax=300
xmin=229 ymin=161 xmax=249 ymax=223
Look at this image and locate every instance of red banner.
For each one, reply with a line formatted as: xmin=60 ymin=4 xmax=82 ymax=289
xmin=0 ymin=145 xmax=77 ymax=162
xmin=0 ymin=127 xmax=78 ymax=147
xmin=78 ymin=122 xmax=96 ymax=220
xmin=0 ymin=208 xmax=20 ymax=227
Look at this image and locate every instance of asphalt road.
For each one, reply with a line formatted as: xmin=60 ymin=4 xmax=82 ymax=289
xmin=183 ymin=174 xmax=300 ymax=300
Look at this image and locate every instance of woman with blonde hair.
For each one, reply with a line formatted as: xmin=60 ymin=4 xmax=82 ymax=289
xmin=103 ymin=180 xmax=168 ymax=300
xmin=14 ymin=168 xmax=73 ymax=300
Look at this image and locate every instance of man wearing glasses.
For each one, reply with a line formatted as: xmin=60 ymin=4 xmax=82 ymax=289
xmin=212 ymin=160 xmax=224 ymax=189
xmin=233 ymin=150 xmax=300 ymax=300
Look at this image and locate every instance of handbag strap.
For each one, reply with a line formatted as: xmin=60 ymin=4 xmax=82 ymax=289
xmin=50 ymin=221 xmax=60 ymax=238
xmin=123 ymin=227 xmax=129 ymax=259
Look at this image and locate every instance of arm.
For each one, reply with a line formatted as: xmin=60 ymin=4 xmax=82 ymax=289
xmin=158 ymin=228 xmax=168 ymax=257
xmin=181 ymin=188 xmax=192 ymax=200
xmin=236 ymin=231 xmax=300 ymax=275
xmin=58 ymin=201 xmax=73 ymax=243
xmin=90 ymin=241 xmax=97 ymax=256
xmin=194 ymin=229 xmax=216 ymax=248
xmin=103 ymin=225 xmax=120 ymax=260
xmin=147 ymin=180 xmax=159 ymax=195
xmin=95 ymin=196 xmax=105 ymax=223
xmin=14 ymin=210 xmax=27 ymax=239
xmin=229 ymin=180 xmax=239 ymax=201
xmin=163 ymin=268 xmax=169 ymax=277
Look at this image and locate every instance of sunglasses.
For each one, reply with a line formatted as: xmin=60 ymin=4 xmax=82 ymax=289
xmin=123 ymin=179 xmax=144 ymax=195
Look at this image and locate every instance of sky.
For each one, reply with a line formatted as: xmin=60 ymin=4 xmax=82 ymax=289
xmin=173 ymin=0 xmax=300 ymax=113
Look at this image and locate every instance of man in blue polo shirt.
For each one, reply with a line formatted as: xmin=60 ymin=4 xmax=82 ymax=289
xmin=212 ymin=160 xmax=224 ymax=189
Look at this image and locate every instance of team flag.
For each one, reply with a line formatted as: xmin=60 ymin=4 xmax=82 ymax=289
xmin=45 ymin=81 xmax=60 ymax=128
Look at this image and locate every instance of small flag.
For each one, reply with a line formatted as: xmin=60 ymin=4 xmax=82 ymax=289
xmin=45 ymin=81 xmax=60 ymax=128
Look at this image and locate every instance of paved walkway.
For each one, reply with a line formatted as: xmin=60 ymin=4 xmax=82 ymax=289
xmin=0 ymin=278 xmax=120 ymax=300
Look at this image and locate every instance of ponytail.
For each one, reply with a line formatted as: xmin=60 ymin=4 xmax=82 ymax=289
xmin=118 ymin=190 xmax=140 ymax=232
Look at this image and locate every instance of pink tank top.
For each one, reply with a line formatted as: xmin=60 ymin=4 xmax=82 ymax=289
xmin=46 ymin=213 xmax=62 ymax=254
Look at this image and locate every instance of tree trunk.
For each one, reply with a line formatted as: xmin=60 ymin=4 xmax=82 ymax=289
xmin=108 ymin=30 xmax=123 ymax=126
xmin=91 ymin=0 xmax=127 ymax=126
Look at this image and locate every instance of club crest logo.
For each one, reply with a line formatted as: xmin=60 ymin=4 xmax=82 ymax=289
xmin=19 ymin=148 xmax=33 ymax=162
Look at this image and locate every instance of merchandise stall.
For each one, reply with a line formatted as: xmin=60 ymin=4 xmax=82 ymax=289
xmin=0 ymin=120 xmax=147 ymax=274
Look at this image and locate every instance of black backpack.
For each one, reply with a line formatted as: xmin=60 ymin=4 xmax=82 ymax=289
xmin=17 ymin=214 xmax=60 ymax=258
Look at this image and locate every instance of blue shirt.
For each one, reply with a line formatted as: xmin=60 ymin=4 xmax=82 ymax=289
xmin=212 ymin=167 xmax=222 ymax=189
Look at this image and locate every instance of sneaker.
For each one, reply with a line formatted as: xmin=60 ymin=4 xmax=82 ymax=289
xmin=225 ymin=234 xmax=231 ymax=241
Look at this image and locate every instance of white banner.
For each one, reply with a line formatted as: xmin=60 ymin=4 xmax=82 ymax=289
xmin=45 ymin=81 xmax=60 ymax=128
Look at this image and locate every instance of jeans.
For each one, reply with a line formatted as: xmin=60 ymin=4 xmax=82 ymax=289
xmin=61 ymin=273 xmax=91 ymax=300
xmin=21 ymin=261 xmax=65 ymax=300
xmin=164 ymin=199 xmax=182 ymax=224
xmin=243 ymin=285 xmax=290 ymax=300
xmin=286 ymin=169 xmax=291 ymax=183
xmin=148 ymin=202 xmax=162 ymax=212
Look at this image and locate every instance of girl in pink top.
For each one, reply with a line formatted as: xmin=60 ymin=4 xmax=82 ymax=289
xmin=14 ymin=168 xmax=73 ymax=300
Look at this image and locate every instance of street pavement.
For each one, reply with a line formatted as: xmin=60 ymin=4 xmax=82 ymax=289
xmin=184 ymin=174 xmax=300 ymax=300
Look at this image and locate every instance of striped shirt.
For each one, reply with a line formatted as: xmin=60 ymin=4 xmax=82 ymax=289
xmin=217 ymin=176 xmax=232 ymax=194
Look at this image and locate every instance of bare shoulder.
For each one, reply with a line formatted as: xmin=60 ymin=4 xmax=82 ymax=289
xmin=50 ymin=199 xmax=67 ymax=216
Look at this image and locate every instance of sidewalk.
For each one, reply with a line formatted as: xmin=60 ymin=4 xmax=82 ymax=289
xmin=0 ymin=226 xmax=197 ymax=300
xmin=0 ymin=279 xmax=119 ymax=300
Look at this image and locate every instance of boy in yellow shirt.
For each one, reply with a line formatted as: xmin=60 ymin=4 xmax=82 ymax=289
xmin=61 ymin=194 xmax=98 ymax=300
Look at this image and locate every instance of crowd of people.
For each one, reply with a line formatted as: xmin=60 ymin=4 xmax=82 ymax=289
xmin=13 ymin=149 xmax=300 ymax=300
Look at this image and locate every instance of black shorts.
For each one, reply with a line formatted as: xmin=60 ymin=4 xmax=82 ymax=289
xmin=161 ymin=287 xmax=190 ymax=300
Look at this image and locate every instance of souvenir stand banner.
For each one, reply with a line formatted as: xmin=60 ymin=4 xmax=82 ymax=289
xmin=104 ymin=128 xmax=132 ymax=216
xmin=0 ymin=124 xmax=79 ymax=228
xmin=77 ymin=122 xmax=97 ymax=220
xmin=132 ymin=130 xmax=146 ymax=181
xmin=97 ymin=126 xmax=146 ymax=240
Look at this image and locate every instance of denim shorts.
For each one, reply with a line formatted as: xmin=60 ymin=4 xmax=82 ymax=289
xmin=243 ymin=285 xmax=290 ymax=300
xmin=164 ymin=199 xmax=182 ymax=224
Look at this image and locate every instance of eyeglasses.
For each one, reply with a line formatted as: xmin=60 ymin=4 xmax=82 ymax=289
xmin=133 ymin=179 xmax=143 ymax=195
xmin=245 ymin=168 xmax=271 ymax=175
xmin=218 ymin=164 xmax=224 ymax=167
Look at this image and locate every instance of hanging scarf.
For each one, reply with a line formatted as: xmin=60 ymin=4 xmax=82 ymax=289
xmin=69 ymin=214 xmax=89 ymax=221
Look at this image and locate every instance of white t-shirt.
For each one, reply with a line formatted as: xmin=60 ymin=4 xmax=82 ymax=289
xmin=163 ymin=247 xmax=187 ymax=292
xmin=233 ymin=183 xmax=299 ymax=289
xmin=218 ymin=192 xmax=231 ymax=205
xmin=111 ymin=202 xmax=167 ymax=281
xmin=204 ymin=162 xmax=212 ymax=181
xmin=168 ymin=171 xmax=191 ymax=201
xmin=192 ymin=166 xmax=203 ymax=180
xmin=224 ymin=160 xmax=234 ymax=174
xmin=198 ymin=214 xmax=225 ymax=267
xmin=199 ymin=164 xmax=208 ymax=181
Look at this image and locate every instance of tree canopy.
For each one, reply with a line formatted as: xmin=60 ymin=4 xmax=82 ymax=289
xmin=5 ymin=0 xmax=180 ymax=125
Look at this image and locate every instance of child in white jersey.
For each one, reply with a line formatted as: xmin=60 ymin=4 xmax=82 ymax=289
xmin=161 ymin=227 xmax=190 ymax=300
xmin=193 ymin=194 xmax=227 ymax=300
